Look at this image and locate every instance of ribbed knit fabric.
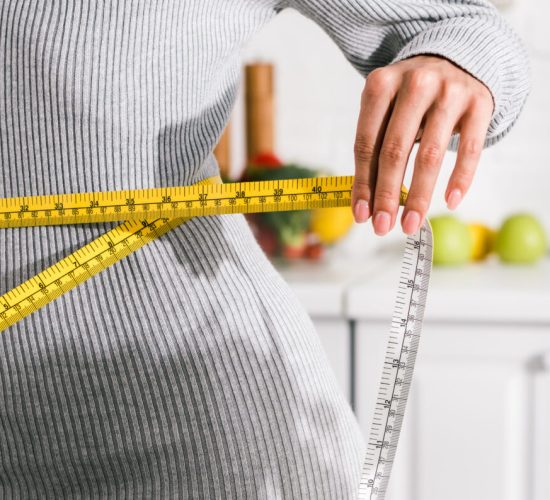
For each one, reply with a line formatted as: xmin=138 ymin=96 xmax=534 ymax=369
xmin=0 ymin=1 xmax=528 ymax=498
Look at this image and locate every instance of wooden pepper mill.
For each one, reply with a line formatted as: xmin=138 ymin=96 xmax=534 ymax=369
xmin=245 ymin=62 xmax=275 ymax=161
xmin=213 ymin=120 xmax=231 ymax=179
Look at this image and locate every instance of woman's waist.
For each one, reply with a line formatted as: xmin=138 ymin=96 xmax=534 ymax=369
xmin=0 ymin=214 xmax=265 ymax=294
xmin=0 ymin=154 xmax=220 ymax=200
xmin=0 ymin=223 xmax=118 ymax=293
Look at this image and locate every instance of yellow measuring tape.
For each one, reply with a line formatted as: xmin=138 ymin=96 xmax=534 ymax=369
xmin=1 ymin=174 xmax=426 ymax=500
xmin=0 ymin=175 xmax=407 ymax=332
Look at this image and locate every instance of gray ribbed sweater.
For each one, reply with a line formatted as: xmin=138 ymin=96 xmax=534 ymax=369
xmin=0 ymin=1 xmax=528 ymax=498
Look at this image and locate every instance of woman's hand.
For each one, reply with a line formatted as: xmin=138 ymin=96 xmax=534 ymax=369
xmin=352 ymin=55 xmax=494 ymax=235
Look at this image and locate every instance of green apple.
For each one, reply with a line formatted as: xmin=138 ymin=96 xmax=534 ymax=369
xmin=430 ymin=215 xmax=472 ymax=266
xmin=495 ymin=214 xmax=547 ymax=264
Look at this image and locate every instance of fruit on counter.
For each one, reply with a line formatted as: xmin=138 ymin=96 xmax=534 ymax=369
xmin=430 ymin=215 xmax=472 ymax=266
xmin=310 ymin=206 xmax=354 ymax=245
xmin=468 ymin=222 xmax=496 ymax=261
xmin=244 ymin=161 xmax=314 ymax=183
xmin=243 ymin=163 xmax=317 ymax=260
xmin=304 ymin=241 xmax=324 ymax=261
xmin=253 ymin=222 xmax=278 ymax=257
xmin=280 ymin=231 xmax=307 ymax=260
xmin=241 ymin=161 xmax=354 ymax=259
xmin=245 ymin=152 xmax=283 ymax=172
xmin=495 ymin=213 xmax=547 ymax=264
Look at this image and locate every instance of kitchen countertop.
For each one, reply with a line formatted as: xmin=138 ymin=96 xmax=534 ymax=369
xmin=278 ymin=250 xmax=550 ymax=324
xmin=274 ymin=252 xmax=386 ymax=317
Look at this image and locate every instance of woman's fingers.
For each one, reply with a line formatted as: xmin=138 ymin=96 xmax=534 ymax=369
xmin=352 ymin=68 xmax=397 ymax=223
xmin=401 ymin=98 xmax=463 ymax=234
xmin=445 ymin=97 xmax=494 ymax=209
xmin=371 ymin=71 xmax=438 ymax=235
xmin=353 ymin=56 xmax=495 ymax=235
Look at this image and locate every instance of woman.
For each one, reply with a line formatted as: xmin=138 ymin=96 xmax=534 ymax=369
xmin=0 ymin=0 xmax=528 ymax=498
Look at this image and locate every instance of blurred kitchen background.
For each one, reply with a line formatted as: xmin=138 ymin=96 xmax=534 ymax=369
xmin=217 ymin=1 xmax=550 ymax=499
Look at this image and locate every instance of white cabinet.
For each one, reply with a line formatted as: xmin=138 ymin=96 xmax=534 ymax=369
xmin=348 ymin=259 xmax=550 ymax=500
xmin=282 ymin=256 xmax=550 ymax=499
xmin=533 ymin=360 xmax=550 ymax=500
xmin=354 ymin=321 xmax=550 ymax=500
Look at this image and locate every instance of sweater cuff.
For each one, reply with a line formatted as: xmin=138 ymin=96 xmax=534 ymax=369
xmin=391 ymin=16 xmax=530 ymax=150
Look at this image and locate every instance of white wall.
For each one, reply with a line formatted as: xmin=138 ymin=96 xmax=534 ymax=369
xmin=229 ymin=0 xmax=549 ymax=255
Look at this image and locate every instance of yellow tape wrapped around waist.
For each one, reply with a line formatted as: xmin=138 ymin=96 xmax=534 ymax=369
xmin=0 ymin=175 xmax=222 ymax=332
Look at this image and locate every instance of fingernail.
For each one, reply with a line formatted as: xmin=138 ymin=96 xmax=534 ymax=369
xmin=354 ymin=199 xmax=370 ymax=223
xmin=447 ymin=189 xmax=462 ymax=210
xmin=402 ymin=210 xmax=421 ymax=235
xmin=373 ymin=211 xmax=391 ymax=236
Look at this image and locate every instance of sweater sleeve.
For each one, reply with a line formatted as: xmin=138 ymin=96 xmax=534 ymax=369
xmin=274 ymin=0 xmax=530 ymax=148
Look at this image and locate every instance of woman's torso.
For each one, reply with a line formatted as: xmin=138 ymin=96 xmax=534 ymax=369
xmin=0 ymin=0 xmax=276 ymax=198
xmin=0 ymin=2 xmax=364 ymax=497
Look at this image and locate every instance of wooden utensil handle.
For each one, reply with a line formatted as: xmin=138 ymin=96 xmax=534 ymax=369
xmin=245 ymin=63 xmax=274 ymax=160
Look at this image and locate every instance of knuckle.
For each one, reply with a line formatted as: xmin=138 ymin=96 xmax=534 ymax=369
xmin=365 ymin=68 xmax=393 ymax=96
xmin=353 ymin=178 xmax=372 ymax=200
xmin=467 ymin=98 xmax=494 ymax=122
xmin=373 ymin=192 xmax=399 ymax=215
xmin=440 ymin=80 xmax=463 ymax=104
xmin=380 ymin=140 xmax=407 ymax=165
xmin=353 ymin=176 xmax=371 ymax=192
xmin=460 ymin=137 xmax=482 ymax=158
xmin=471 ymin=90 xmax=492 ymax=109
xmin=354 ymin=135 xmax=376 ymax=163
xmin=406 ymin=68 xmax=437 ymax=93
xmin=374 ymin=187 xmax=399 ymax=210
xmin=417 ymin=142 xmax=442 ymax=170
xmin=405 ymin=193 xmax=429 ymax=213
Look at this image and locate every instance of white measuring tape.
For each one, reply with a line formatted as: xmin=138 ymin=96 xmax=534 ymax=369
xmin=358 ymin=221 xmax=433 ymax=499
